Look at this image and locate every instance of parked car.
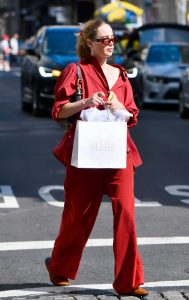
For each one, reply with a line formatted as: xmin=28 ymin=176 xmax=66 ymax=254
xmin=179 ymin=67 xmax=189 ymax=118
xmin=21 ymin=25 xmax=80 ymax=116
xmin=132 ymin=42 xmax=189 ymax=106
xmin=122 ymin=23 xmax=189 ymax=107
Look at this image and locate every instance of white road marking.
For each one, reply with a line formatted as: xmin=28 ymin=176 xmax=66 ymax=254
xmin=0 ymin=240 xmax=54 ymax=251
xmin=165 ymin=185 xmax=189 ymax=205
xmin=0 ymin=280 xmax=189 ymax=298
xmin=0 ymin=185 xmax=19 ymax=208
xmin=38 ymin=185 xmax=162 ymax=207
xmin=182 ymin=199 xmax=189 ymax=204
xmin=135 ymin=197 xmax=162 ymax=207
xmin=2 ymin=184 xmax=189 ymax=209
xmin=38 ymin=185 xmax=64 ymax=207
xmin=139 ymin=236 xmax=189 ymax=245
xmin=7 ymin=184 xmax=189 ymax=209
xmin=1 ymin=237 xmax=189 ymax=251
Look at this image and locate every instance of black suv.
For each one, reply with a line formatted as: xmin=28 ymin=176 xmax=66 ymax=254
xmin=21 ymin=25 xmax=80 ymax=116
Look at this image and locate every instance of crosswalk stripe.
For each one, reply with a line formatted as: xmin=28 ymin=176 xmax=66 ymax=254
xmin=0 ymin=237 xmax=189 ymax=251
xmin=0 ymin=280 xmax=189 ymax=298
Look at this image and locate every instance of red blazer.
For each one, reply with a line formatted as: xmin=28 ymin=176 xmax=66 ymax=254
xmin=52 ymin=56 xmax=142 ymax=168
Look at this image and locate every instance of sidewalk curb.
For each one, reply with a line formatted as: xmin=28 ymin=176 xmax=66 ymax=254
xmin=4 ymin=289 xmax=189 ymax=300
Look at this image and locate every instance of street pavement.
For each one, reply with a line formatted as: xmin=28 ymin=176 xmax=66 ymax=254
xmin=0 ymin=68 xmax=189 ymax=299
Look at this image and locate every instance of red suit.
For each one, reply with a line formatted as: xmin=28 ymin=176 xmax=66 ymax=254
xmin=49 ymin=56 xmax=144 ymax=294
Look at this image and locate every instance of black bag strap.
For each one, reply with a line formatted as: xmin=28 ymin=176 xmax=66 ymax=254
xmin=75 ymin=63 xmax=83 ymax=101
xmin=76 ymin=63 xmax=82 ymax=80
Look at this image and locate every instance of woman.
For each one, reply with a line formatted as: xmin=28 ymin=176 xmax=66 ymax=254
xmin=45 ymin=19 xmax=148 ymax=297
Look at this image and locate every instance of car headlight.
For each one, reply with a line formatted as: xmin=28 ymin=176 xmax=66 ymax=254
xmin=39 ymin=66 xmax=61 ymax=78
xmin=127 ymin=67 xmax=138 ymax=79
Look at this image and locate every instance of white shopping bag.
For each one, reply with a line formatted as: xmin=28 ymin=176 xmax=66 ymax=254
xmin=71 ymin=121 xmax=127 ymax=169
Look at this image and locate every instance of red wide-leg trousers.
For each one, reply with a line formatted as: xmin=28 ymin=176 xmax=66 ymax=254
xmin=49 ymin=154 xmax=144 ymax=294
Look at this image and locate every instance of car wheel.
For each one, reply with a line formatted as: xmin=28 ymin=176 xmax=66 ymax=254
xmin=32 ymin=85 xmax=43 ymax=117
xmin=136 ymin=91 xmax=144 ymax=109
xmin=136 ymin=80 xmax=145 ymax=109
xmin=21 ymin=100 xmax=31 ymax=112
xmin=179 ymin=91 xmax=189 ymax=119
xmin=21 ymin=78 xmax=31 ymax=112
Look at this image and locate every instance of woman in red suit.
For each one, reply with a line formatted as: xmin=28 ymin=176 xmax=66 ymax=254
xmin=45 ymin=19 xmax=148 ymax=297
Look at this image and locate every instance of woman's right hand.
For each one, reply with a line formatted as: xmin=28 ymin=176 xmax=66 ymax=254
xmin=57 ymin=92 xmax=105 ymax=120
xmin=85 ymin=92 xmax=105 ymax=107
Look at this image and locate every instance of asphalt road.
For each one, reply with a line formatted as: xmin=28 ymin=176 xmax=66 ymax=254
xmin=0 ymin=69 xmax=189 ymax=298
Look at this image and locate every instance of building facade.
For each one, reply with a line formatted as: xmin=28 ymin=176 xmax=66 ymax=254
xmin=0 ymin=0 xmax=20 ymax=35
xmin=0 ymin=0 xmax=188 ymax=40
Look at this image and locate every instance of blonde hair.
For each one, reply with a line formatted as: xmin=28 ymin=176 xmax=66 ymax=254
xmin=77 ymin=19 xmax=108 ymax=60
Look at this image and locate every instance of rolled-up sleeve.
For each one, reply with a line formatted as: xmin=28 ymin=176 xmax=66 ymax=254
xmin=52 ymin=63 xmax=77 ymax=121
xmin=124 ymin=78 xmax=139 ymax=128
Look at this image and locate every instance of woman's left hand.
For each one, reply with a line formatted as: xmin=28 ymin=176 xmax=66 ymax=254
xmin=105 ymin=91 xmax=125 ymax=111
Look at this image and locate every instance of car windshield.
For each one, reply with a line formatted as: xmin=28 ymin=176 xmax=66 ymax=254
xmin=146 ymin=45 xmax=189 ymax=63
xmin=140 ymin=28 xmax=189 ymax=46
xmin=43 ymin=30 xmax=79 ymax=55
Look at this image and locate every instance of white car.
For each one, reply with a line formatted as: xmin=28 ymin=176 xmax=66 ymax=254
xmin=136 ymin=42 xmax=189 ymax=106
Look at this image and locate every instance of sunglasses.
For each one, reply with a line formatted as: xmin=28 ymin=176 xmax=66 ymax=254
xmin=95 ymin=36 xmax=119 ymax=46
